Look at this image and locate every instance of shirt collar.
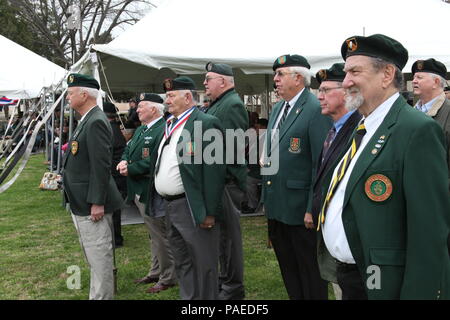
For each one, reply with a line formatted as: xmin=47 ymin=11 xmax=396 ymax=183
xmin=79 ymin=105 xmax=97 ymax=123
xmin=146 ymin=116 xmax=163 ymax=129
xmin=334 ymin=110 xmax=356 ymax=133
xmin=415 ymin=95 xmax=440 ymax=113
xmin=287 ymin=88 xmax=304 ymax=107
xmin=363 ymin=92 xmax=399 ymax=134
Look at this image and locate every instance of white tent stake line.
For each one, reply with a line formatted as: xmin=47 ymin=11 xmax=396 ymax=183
xmin=98 ymin=53 xmax=127 ymax=130
xmin=0 ymin=89 xmax=67 ymax=193
xmin=0 ymin=100 xmax=20 ymax=155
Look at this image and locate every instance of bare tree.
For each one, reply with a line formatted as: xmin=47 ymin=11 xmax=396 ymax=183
xmin=7 ymin=0 xmax=156 ymax=67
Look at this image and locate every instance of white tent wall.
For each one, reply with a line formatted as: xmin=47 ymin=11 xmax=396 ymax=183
xmin=0 ymin=35 xmax=67 ymax=99
xmin=75 ymin=0 xmax=450 ymax=96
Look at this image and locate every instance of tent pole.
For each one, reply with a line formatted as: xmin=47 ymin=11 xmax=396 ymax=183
xmin=264 ymin=74 xmax=270 ymax=119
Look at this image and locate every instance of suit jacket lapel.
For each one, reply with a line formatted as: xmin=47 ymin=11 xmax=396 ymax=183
xmin=129 ymin=125 xmax=145 ymax=156
xmin=63 ymin=106 xmax=99 ymax=167
xmin=278 ymin=89 xmax=307 ymax=141
xmin=343 ymin=97 xmax=403 ymax=208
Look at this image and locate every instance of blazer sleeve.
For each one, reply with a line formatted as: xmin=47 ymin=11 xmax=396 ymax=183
xmin=86 ymin=118 xmax=113 ymax=205
xmin=307 ymin=106 xmax=333 ymax=212
xmin=202 ymin=117 xmax=226 ymax=216
xmin=401 ymin=120 xmax=450 ymax=298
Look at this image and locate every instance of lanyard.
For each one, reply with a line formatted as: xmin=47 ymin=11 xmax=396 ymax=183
xmin=164 ymin=107 xmax=195 ymax=139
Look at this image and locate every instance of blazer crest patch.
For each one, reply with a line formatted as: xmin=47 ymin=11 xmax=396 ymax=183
xmin=365 ymin=174 xmax=393 ymax=202
xmin=289 ymin=137 xmax=301 ymax=153
xmin=71 ymin=141 xmax=78 ymax=155
xmin=142 ymin=147 xmax=150 ymax=158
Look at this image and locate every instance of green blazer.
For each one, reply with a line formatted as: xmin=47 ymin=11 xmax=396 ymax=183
xmin=121 ymin=117 xmax=165 ymax=203
xmin=262 ymin=88 xmax=332 ymax=225
xmin=148 ymin=108 xmax=226 ymax=224
xmin=319 ymin=96 xmax=450 ymax=299
xmin=206 ymin=88 xmax=249 ymax=191
xmin=63 ymin=106 xmax=124 ymax=216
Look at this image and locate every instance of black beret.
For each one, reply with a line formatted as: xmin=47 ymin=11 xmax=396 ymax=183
xmin=163 ymin=76 xmax=196 ymax=92
xmin=138 ymin=93 xmax=163 ymax=104
xmin=273 ymin=54 xmax=311 ymax=71
xmin=205 ymin=62 xmax=234 ymax=76
xmin=411 ymin=58 xmax=447 ymax=79
xmin=445 ymin=86 xmax=450 ymax=92
xmin=67 ymin=73 xmax=100 ymax=90
xmin=341 ymin=34 xmax=408 ymax=70
xmin=103 ymin=102 xmax=117 ymax=114
xmin=316 ymin=63 xmax=346 ymax=84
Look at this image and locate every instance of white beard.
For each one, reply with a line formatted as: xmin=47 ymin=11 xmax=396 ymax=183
xmin=345 ymin=88 xmax=364 ymax=112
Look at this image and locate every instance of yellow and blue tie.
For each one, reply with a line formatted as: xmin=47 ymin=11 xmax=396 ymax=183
xmin=317 ymin=121 xmax=366 ymax=231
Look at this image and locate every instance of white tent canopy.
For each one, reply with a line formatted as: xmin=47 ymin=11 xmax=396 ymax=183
xmin=0 ymin=35 xmax=67 ymax=99
xmin=84 ymin=0 xmax=450 ymax=94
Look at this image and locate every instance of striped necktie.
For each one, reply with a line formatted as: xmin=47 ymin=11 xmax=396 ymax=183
xmin=277 ymin=102 xmax=291 ymax=130
xmin=317 ymin=121 xmax=366 ymax=231
xmin=322 ymin=126 xmax=337 ymax=163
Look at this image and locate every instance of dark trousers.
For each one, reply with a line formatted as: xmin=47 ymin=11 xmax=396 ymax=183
xmin=268 ymin=219 xmax=328 ymax=300
xmin=336 ymin=262 xmax=368 ymax=300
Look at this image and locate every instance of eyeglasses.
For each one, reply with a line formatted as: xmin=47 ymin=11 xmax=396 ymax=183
xmin=204 ymin=76 xmax=223 ymax=82
xmin=273 ymin=71 xmax=296 ymax=78
xmin=318 ymin=87 xmax=343 ymax=94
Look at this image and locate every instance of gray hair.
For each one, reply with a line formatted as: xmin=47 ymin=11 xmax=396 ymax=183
xmin=430 ymin=74 xmax=447 ymax=89
xmin=224 ymin=75 xmax=235 ymax=86
xmin=289 ymin=66 xmax=311 ymax=87
xmin=140 ymin=101 xmax=165 ymax=116
xmin=79 ymin=87 xmax=99 ymax=99
xmin=369 ymin=57 xmax=404 ymax=90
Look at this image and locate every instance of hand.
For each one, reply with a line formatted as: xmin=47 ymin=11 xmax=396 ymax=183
xmin=117 ymin=160 xmax=128 ymax=176
xmin=90 ymin=204 xmax=105 ymax=222
xmin=200 ymin=216 xmax=215 ymax=229
xmin=304 ymin=212 xmax=315 ymax=229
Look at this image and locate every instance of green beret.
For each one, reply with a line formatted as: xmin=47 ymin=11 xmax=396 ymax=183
xmin=412 ymin=58 xmax=447 ymax=79
xmin=445 ymin=86 xmax=450 ymax=92
xmin=103 ymin=102 xmax=117 ymax=114
xmin=163 ymin=76 xmax=196 ymax=92
xmin=205 ymin=62 xmax=234 ymax=76
xmin=316 ymin=63 xmax=346 ymax=84
xmin=273 ymin=54 xmax=311 ymax=71
xmin=340 ymin=34 xmax=408 ymax=70
xmin=67 ymin=73 xmax=100 ymax=90
xmin=138 ymin=93 xmax=163 ymax=104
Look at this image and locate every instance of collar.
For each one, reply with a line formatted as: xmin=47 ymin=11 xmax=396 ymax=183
xmin=209 ymin=88 xmax=235 ymax=107
xmin=287 ymin=88 xmax=304 ymax=108
xmin=415 ymin=94 xmax=440 ymax=113
xmin=145 ymin=116 xmax=163 ymax=130
xmin=363 ymin=92 xmax=399 ymax=135
xmin=79 ymin=105 xmax=97 ymax=122
xmin=334 ymin=110 xmax=356 ymax=133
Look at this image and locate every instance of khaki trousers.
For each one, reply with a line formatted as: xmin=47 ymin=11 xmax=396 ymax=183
xmin=71 ymin=213 xmax=114 ymax=300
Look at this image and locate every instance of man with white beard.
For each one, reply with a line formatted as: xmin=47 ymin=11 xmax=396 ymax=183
xmin=316 ymin=34 xmax=450 ymax=300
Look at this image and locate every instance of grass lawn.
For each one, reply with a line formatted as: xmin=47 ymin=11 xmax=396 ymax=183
xmin=0 ymin=153 xmax=334 ymax=300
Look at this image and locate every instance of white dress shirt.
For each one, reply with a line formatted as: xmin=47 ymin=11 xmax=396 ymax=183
xmin=271 ymin=88 xmax=304 ymax=140
xmin=154 ymin=120 xmax=187 ymax=197
xmin=322 ymin=92 xmax=399 ymax=263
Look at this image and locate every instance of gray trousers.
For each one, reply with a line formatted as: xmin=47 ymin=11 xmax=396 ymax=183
xmin=134 ymin=196 xmax=160 ymax=278
xmin=166 ymin=197 xmax=220 ymax=300
xmin=219 ymin=183 xmax=245 ymax=300
xmin=246 ymin=175 xmax=261 ymax=209
xmin=71 ymin=213 xmax=114 ymax=300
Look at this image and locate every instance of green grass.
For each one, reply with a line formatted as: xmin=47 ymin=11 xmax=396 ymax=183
xmin=0 ymin=154 xmax=334 ymax=300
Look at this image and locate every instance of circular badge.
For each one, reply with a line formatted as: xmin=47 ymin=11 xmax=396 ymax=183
xmin=365 ymin=174 xmax=392 ymax=202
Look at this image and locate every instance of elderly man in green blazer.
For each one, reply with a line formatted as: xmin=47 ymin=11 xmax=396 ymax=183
xmin=262 ymin=54 xmax=333 ymax=300
xmin=116 ymin=93 xmax=177 ymax=293
xmin=317 ymin=34 xmax=450 ymax=300
xmin=150 ymin=76 xmax=226 ymax=300
xmin=203 ymin=61 xmax=249 ymax=300
xmin=63 ymin=73 xmax=123 ymax=300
